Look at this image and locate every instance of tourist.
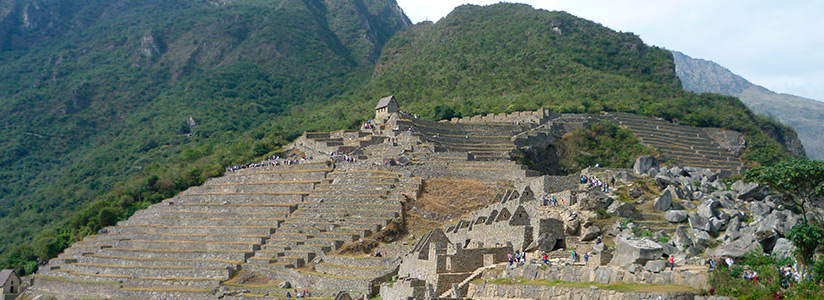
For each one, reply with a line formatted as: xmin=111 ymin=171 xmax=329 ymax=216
xmin=562 ymin=199 xmax=565 ymax=209
xmin=286 ymin=292 xmax=291 ymax=299
xmin=669 ymin=255 xmax=675 ymax=271
xmin=584 ymin=253 xmax=589 ymax=263
xmin=725 ymin=257 xmax=734 ymax=267
xmin=543 ymin=253 xmax=548 ymax=264
xmin=571 ymin=250 xmax=576 ymax=262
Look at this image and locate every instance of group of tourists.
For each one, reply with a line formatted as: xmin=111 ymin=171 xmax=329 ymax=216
xmin=706 ymin=256 xmax=736 ymax=270
xmin=361 ymin=120 xmax=376 ymax=130
xmin=780 ymin=264 xmax=803 ymax=287
xmin=580 ymin=175 xmax=611 ymax=193
xmin=541 ymin=194 xmax=566 ymax=209
xmin=226 ymin=155 xmax=309 ymax=172
xmin=369 ymin=251 xmax=388 ymax=257
xmin=285 ymin=288 xmax=311 ymax=298
xmin=507 ymin=250 xmax=526 ymax=266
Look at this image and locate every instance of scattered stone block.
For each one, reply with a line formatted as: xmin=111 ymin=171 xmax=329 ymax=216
xmin=664 ymin=210 xmax=688 ymax=223
xmin=644 ymin=260 xmax=666 ymax=273
xmin=633 ymin=156 xmax=659 ymax=175
xmin=609 ymin=236 xmax=663 ymax=267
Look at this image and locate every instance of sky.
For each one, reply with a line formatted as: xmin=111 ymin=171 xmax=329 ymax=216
xmin=396 ymin=0 xmax=824 ymax=102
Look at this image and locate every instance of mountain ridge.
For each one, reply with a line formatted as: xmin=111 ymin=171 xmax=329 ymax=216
xmin=672 ymin=50 xmax=823 ymax=160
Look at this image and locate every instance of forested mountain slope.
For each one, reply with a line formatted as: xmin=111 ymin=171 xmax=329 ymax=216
xmin=323 ymin=4 xmax=801 ymax=161
xmin=0 ymin=2 xmax=802 ymax=273
xmin=0 ymin=0 xmax=409 ymax=257
xmin=672 ymin=50 xmax=823 ymax=160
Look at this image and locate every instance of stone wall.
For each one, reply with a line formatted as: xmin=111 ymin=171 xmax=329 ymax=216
xmin=501 ymin=263 xmax=710 ymax=290
xmin=467 ymin=282 xmax=698 ymax=300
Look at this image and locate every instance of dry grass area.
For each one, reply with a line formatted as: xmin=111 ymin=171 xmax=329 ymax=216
xmin=415 ymin=178 xmax=511 ymax=218
xmin=223 ymin=269 xmax=280 ymax=286
xmin=405 ymin=178 xmax=511 ymax=239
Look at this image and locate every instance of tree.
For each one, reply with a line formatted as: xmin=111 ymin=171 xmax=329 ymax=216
xmin=786 ymin=223 xmax=824 ymax=279
xmin=744 ymin=159 xmax=824 ymax=223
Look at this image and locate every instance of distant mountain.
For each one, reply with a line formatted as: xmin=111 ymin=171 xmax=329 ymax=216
xmin=672 ymin=50 xmax=823 ymax=160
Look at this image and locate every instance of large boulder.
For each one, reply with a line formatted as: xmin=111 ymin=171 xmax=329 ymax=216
xmin=633 ymin=156 xmax=659 ymax=175
xmin=732 ymin=180 xmax=764 ymax=200
xmin=609 ymin=236 xmax=663 ymax=267
xmin=698 ymin=200 xmax=719 ymax=219
xmin=771 ymin=238 xmax=796 ymax=260
xmin=614 ymin=171 xmax=637 ymax=182
xmin=688 ymin=213 xmax=711 ymax=232
xmin=655 ymin=175 xmax=680 ymax=188
xmin=749 ymin=202 xmax=771 ymax=219
xmin=580 ymin=226 xmax=601 ymax=242
xmin=654 ymin=189 xmax=673 ymax=211
xmin=580 ymin=191 xmax=614 ymax=211
xmin=712 ymin=234 xmax=761 ymax=258
xmin=689 ymin=229 xmax=713 ymax=247
xmin=664 ymin=210 xmax=688 ymax=223
xmin=565 ymin=219 xmax=581 ymax=235
xmin=672 ymin=226 xmax=693 ymax=251
xmin=726 ymin=217 xmax=742 ymax=241
xmin=527 ymin=232 xmax=562 ymax=252
xmin=607 ymin=201 xmax=639 ymax=219
xmin=645 ymin=260 xmax=667 ymax=273
xmin=666 ymin=185 xmax=684 ymax=200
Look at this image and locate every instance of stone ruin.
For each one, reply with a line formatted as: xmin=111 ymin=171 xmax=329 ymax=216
xmin=23 ymin=96 xmax=761 ymax=299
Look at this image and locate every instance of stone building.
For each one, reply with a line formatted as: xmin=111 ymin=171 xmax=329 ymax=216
xmin=387 ymin=229 xmax=512 ymax=298
xmin=0 ymin=269 xmax=21 ymax=300
xmin=444 ymin=188 xmax=566 ymax=252
xmin=374 ymin=95 xmax=399 ymax=123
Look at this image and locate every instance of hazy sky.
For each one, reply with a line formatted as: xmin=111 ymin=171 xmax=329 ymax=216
xmin=396 ymin=0 xmax=824 ymax=102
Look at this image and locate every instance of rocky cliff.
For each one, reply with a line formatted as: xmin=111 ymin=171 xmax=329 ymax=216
xmin=672 ymin=50 xmax=820 ymax=160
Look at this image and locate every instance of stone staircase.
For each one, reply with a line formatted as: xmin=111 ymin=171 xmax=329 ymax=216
xmin=604 ymin=112 xmax=745 ymax=173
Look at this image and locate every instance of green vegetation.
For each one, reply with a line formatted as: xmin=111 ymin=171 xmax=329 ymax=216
xmin=710 ymin=250 xmax=823 ymax=300
xmin=552 ymin=120 xmax=659 ymax=172
xmin=0 ymin=2 xmax=803 ymax=276
xmin=786 ymin=224 xmax=824 ymax=282
xmin=744 ymin=159 xmax=824 ymax=223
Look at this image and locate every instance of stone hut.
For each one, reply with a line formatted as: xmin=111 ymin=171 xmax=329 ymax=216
xmin=0 ymin=269 xmax=21 ymax=298
xmin=395 ymin=229 xmax=512 ymax=296
xmin=375 ymin=95 xmax=399 ymax=123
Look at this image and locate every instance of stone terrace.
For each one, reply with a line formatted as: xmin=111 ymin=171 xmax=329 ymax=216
xmin=397 ymin=118 xmax=528 ymax=161
xmin=248 ymin=169 xmax=418 ymax=294
xmin=603 ymin=112 xmax=745 ymax=174
xmin=27 ymin=162 xmax=332 ymax=300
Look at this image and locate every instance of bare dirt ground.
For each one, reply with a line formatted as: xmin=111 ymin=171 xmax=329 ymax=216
xmin=404 ymin=178 xmax=512 ymax=239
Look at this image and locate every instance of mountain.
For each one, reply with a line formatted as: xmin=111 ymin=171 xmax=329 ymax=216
xmin=0 ymin=2 xmax=803 ymax=273
xmin=671 ymin=50 xmax=823 ymax=160
xmin=0 ymin=0 xmax=409 ymax=254
xmin=330 ymin=4 xmax=801 ymax=160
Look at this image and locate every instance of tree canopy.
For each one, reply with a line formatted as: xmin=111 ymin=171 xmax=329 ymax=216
xmin=744 ymin=159 xmax=824 ymax=222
